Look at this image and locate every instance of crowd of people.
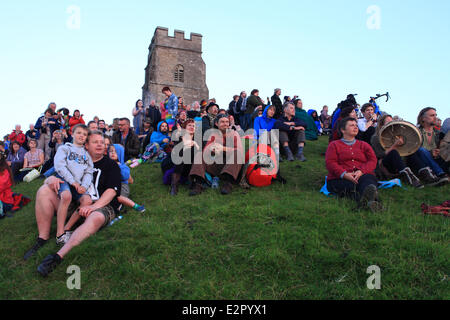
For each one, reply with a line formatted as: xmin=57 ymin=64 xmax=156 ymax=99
xmin=0 ymin=86 xmax=448 ymax=277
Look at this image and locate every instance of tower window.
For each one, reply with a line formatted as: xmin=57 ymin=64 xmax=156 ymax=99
xmin=174 ymin=65 xmax=184 ymax=82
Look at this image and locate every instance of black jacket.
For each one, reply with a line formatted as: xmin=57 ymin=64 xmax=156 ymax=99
xmin=146 ymin=106 xmax=162 ymax=132
xmin=112 ymin=130 xmax=141 ymax=161
xmin=271 ymin=94 xmax=283 ymax=119
xmin=274 ymin=115 xmax=307 ymax=132
xmin=245 ymin=95 xmax=265 ymax=115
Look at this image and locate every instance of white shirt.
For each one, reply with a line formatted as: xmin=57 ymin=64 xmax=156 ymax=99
xmin=357 ymin=118 xmax=377 ymax=132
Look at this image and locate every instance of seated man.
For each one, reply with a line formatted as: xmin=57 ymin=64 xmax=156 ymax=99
xmin=189 ymin=114 xmax=244 ymax=196
xmin=416 ymin=108 xmax=449 ymax=179
xmin=23 ymin=130 xmax=122 ymax=277
xmin=112 ymin=117 xmax=141 ymax=161
xmin=201 ymin=103 xmax=219 ymax=136
xmin=273 ymin=103 xmax=308 ymax=161
xmin=325 ymin=117 xmax=382 ymax=211
xmin=357 ymin=103 xmax=378 ymax=143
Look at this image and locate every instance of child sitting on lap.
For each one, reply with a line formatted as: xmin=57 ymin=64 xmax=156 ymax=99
xmin=53 ymin=124 xmax=93 ymax=246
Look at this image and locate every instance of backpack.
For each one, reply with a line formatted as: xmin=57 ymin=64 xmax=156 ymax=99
xmin=245 ymin=144 xmax=278 ymax=187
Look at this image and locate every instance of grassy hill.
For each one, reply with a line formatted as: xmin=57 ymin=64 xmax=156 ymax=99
xmin=0 ymin=136 xmax=448 ymax=300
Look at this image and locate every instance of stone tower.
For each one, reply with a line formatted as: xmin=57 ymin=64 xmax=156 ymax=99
xmin=142 ymin=27 xmax=209 ymax=107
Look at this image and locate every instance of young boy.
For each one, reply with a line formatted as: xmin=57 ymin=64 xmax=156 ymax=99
xmin=53 ymin=124 xmax=93 ymax=246
xmin=108 ymin=144 xmax=145 ymax=213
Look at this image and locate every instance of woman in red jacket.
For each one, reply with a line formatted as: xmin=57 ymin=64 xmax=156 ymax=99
xmin=325 ymin=117 xmax=382 ymax=211
xmin=68 ymin=109 xmax=85 ymax=135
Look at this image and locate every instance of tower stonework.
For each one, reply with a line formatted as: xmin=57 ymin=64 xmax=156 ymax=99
xmin=142 ymin=27 xmax=209 ymax=107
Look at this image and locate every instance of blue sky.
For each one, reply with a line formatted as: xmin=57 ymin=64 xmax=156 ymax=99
xmin=1 ymin=0 xmax=449 ymax=135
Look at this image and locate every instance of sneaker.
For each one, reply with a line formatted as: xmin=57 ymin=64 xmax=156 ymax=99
xmin=37 ymin=254 xmax=62 ymax=277
xmin=56 ymin=232 xmax=71 ymax=247
xmin=135 ymin=205 xmax=146 ymax=213
xmin=189 ymin=182 xmax=204 ymax=196
xmin=400 ymin=167 xmax=424 ymax=189
xmin=24 ymin=238 xmax=48 ymax=261
xmin=295 ymin=153 xmax=307 ymax=162
xmin=220 ymin=182 xmax=233 ymax=195
xmin=435 ymin=175 xmax=449 ymax=187
xmin=418 ymin=167 xmax=447 ymax=187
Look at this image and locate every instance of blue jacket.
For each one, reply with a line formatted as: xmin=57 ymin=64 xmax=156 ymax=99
xmin=113 ymin=144 xmax=130 ymax=184
xmin=150 ymin=121 xmax=170 ymax=147
xmin=35 ymin=116 xmax=60 ymax=136
xmin=308 ymin=109 xmax=322 ymax=132
xmin=253 ymin=105 xmax=277 ymax=139
xmin=6 ymin=147 xmax=27 ymax=164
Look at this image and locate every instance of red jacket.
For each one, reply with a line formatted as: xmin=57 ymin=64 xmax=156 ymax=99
xmin=325 ymin=139 xmax=377 ymax=181
xmin=0 ymin=169 xmax=14 ymax=205
xmin=9 ymin=130 xmax=26 ymax=146
xmin=69 ymin=116 xmax=85 ymax=135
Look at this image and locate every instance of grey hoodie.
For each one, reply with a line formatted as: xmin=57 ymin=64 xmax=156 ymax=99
xmin=54 ymin=143 xmax=94 ymax=190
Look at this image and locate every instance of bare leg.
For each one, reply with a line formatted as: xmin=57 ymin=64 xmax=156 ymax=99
xmin=64 ymin=195 xmax=92 ymax=231
xmin=35 ymin=185 xmax=60 ymax=240
xmin=57 ymin=211 xmax=106 ymax=258
xmin=118 ymin=196 xmax=135 ymax=208
xmin=56 ymin=190 xmax=72 ymax=238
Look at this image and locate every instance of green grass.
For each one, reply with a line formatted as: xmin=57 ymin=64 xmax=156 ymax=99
xmin=1 ymin=136 xmax=448 ymax=300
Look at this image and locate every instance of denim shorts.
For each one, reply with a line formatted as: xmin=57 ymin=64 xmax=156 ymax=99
xmin=56 ymin=175 xmax=89 ymax=202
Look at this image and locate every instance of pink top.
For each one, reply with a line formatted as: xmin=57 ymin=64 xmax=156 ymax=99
xmin=25 ymin=149 xmax=44 ymax=167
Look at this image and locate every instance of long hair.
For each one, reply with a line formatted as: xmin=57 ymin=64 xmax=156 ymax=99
xmin=375 ymin=114 xmax=393 ymax=136
xmin=9 ymin=141 xmax=21 ymax=155
xmin=417 ymin=107 xmax=436 ymax=128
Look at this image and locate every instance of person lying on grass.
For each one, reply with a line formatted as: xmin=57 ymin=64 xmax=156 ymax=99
xmin=325 ymin=117 xmax=383 ymax=212
xmin=23 ymin=130 xmax=122 ymax=277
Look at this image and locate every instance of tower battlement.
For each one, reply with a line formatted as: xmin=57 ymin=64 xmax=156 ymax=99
xmin=151 ymin=26 xmax=203 ymax=52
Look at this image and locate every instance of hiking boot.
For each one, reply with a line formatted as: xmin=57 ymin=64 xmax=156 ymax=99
xmin=220 ymin=182 xmax=233 ymax=195
xmin=286 ymin=151 xmax=294 ymax=162
xmin=295 ymin=153 xmax=307 ymax=162
xmin=360 ymin=184 xmax=378 ymax=207
xmin=37 ymin=254 xmax=62 ymax=277
xmin=399 ymin=167 xmax=424 ymax=189
xmin=189 ymin=182 xmax=204 ymax=196
xmin=170 ymin=173 xmax=181 ymax=196
xmin=23 ymin=238 xmax=48 ymax=261
xmin=360 ymin=185 xmax=384 ymax=213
